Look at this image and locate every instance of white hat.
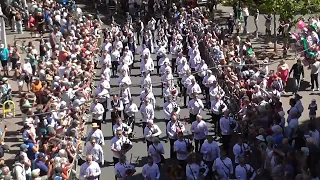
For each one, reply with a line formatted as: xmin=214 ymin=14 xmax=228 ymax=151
xmin=256 ymin=135 xmax=265 ymax=142
xmin=0 ymin=44 xmax=4 ymax=49
xmin=207 ymin=70 xmax=212 ymax=74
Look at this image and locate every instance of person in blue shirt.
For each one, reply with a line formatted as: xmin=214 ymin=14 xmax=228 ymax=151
xmin=0 ymin=44 xmax=9 ymax=77
xmin=35 ymin=152 xmax=49 ymax=176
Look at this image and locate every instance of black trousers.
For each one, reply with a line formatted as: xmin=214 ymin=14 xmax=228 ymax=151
xmin=156 ymin=56 xmax=161 ymax=74
xmin=194 ymin=138 xmax=205 ymax=152
xmin=205 ymin=87 xmax=210 ymax=109
xmin=146 ymin=139 xmax=152 ymax=150
xmin=311 ymin=73 xmax=319 ymax=89
xmin=178 ymin=78 xmax=183 ymax=94
xmin=204 ymin=160 xmax=214 ymax=180
xmin=111 ymin=61 xmax=119 ymax=76
xmin=113 ymin=157 xmax=119 ymax=165
xmin=212 ymin=113 xmax=221 ymax=135
xmin=172 ymin=58 xmax=176 ymax=73
xmin=183 ymin=87 xmax=189 ymax=107
xmin=142 ymin=122 xmax=147 ymax=135
xmin=101 ymin=100 xmax=108 ymax=123
xmin=169 ymin=138 xmax=177 ymax=159
xmin=189 ymin=113 xmax=197 ymax=123
xmin=92 ymin=119 xmax=102 ymax=129
xmin=221 ymin=135 xmax=231 ymax=153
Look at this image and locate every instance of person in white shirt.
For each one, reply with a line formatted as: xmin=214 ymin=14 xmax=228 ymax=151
xmin=182 ymin=70 xmax=195 ymax=107
xmin=124 ymin=98 xmax=139 ymax=131
xmin=202 ymin=70 xmax=216 ymax=108
xmin=113 ymin=117 xmax=132 ymax=137
xmin=177 ymin=58 xmax=190 ymax=93
xmin=167 ymin=114 xmax=186 ymax=158
xmin=220 ymin=110 xmax=237 ymax=152
xmin=141 ymin=71 xmax=152 ymax=91
xmin=188 ymin=93 xmax=205 ymax=122
xmin=79 ymin=155 xmax=101 ymax=180
xmin=211 ymin=95 xmax=227 ymax=135
xmin=189 ymin=49 xmax=201 ymax=72
xmin=212 ymin=150 xmax=233 ymax=179
xmin=111 ymin=130 xmax=133 ymax=164
xmin=139 ymin=87 xmax=156 ymax=108
xmin=161 ymin=68 xmax=174 ymax=97
xmin=195 ymin=60 xmax=208 ymax=87
xmin=233 ymin=136 xmax=250 ymax=165
xmin=148 ymin=137 xmax=165 ymax=169
xmin=86 ymin=138 xmax=105 ymax=165
xmin=156 ymin=42 xmax=167 ymax=74
xmin=86 ymin=123 xmax=105 ymax=146
xmin=186 ymin=154 xmax=209 ymax=180
xmin=22 ymin=58 xmax=33 ymax=92
xmin=174 ymin=131 xmax=192 ymax=168
xmin=142 ymin=156 xmax=161 ymax=180
xmin=141 ymin=54 xmax=154 ymax=75
xmin=100 ymin=51 xmax=112 ymax=67
xmin=140 ymin=97 xmax=155 ymax=135
xmin=95 ymin=81 xmax=110 ymax=124
xmin=114 ymin=154 xmax=136 ymax=180
xmin=144 ymin=120 xmax=162 ymax=149
xmin=163 ymin=97 xmax=181 ymax=122
xmin=141 ymin=44 xmax=151 ymax=58
xmin=200 ymin=136 xmax=220 ymax=178
xmin=170 ymin=40 xmax=182 ymax=73
xmin=111 ymin=47 xmax=121 ymax=77
xmin=191 ymin=115 xmax=208 ymax=152
xmin=90 ymin=98 xmax=105 ymax=129
xmin=187 ymin=78 xmax=202 ymax=98
xmin=235 ymin=157 xmax=256 ymax=180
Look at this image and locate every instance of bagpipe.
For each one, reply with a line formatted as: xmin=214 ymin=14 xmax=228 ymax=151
xmin=120 ymin=137 xmax=132 ymax=153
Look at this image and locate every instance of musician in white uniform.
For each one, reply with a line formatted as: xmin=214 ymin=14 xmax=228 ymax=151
xmin=142 ymin=156 xmax=161 ymax=180
xmin=111 ymin=130 xmax=133 ymax=165
xmin=161 ymin=68 xmax=174 ymax=97
xmin=186 ymin=153 xmax=209 ymax=180
xmin=118 ymin=71 xmax=132 ymax=107
xmin=79 ymin=155 xmax=101 ymax=180
xmin=156 ymin=42 xmax=167 ymax=74
xmin=200 ymin=136 xmax=220 ymax=179
xmin=141 ymin=54 xmax=154 ymax=75
xmin=235 ymin=157 xmax=256 ymax=180
xmin=141 ymin=71 xmax=152 ymax=91
xmin=113 ymin=117 xmax=133 ymax=136
xmin=220 ymin=110 xmax=237 ymax=152
xmin=202 ymin=70 xmax=216 ymax=109
xmin=124 ymin=98 xmax=139 ymax=131
xmin=182 ymin=70 xmax=194 ymax=107
xmin=140 ymin=98 xmax=155 ymax=136
xmin=211 ymin=95 xmax=227 ymax=135
xmin=144 ymin=120 xmax=162 ymax=149
xmin=188 ymin=93 xmax=205 ymax=123
xmin=187 ymin=78 xmax=202 ymax=98
xmin=177 ymin=58 xmax=190 ymax=93
xmin=114 ymin=154 xmax=136 ymax=180
xmin=195 ymin=60 xmax=208 ymax=87
xmin=212 ymin=150 xmax=233 ymax=180
xmin=139 ymin=87 xmax=156 ymax=108
xmin=174 ymin=131 xmax=189 ymax=168
xmin=86 ymin=138 xmax=104 ymax=166
xmin=209 ymin=81 xmax=225 ymax=100
xmin=110 ymin=95 xmax=124 ymax=132
xmin=90 ymin=98 xmax=105 ymax=129
xmin=191 ymin=115 xmax=208 ymax=152
xmin=233 ymin=136 xmax=250 ymax=165
xmin=148 ymin=137 xmax=165 ymax=169
xmin=167 ymin=114 xmax=185 ymax=159
xmin=95 ymin=81 xmax=110 ymax=124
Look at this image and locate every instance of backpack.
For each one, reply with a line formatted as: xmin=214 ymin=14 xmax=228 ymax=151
xmin=12 ymin=163 xmax=23 ymax=180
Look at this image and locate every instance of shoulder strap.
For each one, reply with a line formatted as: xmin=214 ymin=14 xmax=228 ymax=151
xmin=188 ymin=164 xmax=197 ymax=180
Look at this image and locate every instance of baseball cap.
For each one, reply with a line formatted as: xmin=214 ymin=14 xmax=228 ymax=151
xmin=20 ymin=144 xmax=29 ymax=150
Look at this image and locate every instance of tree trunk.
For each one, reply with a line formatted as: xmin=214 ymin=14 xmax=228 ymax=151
xmin=273 ymin=13 xmax=277 ymax=52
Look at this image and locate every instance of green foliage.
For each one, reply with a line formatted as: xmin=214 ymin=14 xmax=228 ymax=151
xmin=223 ymin=0 xmax=320 ymax=20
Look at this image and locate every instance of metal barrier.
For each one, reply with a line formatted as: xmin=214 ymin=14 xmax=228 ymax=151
xmin=2 ymin=100 xmax=15 ymax=118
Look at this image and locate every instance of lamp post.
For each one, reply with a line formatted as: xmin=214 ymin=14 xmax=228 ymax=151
xmin=0 ymin=5 xmax=7 ymax=48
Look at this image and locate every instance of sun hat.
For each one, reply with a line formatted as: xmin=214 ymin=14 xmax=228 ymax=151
xmin=256 ymin=135 xmax=265 ymax=142
xmin=31 ymin=168 xmax=40 ymax=178
xmin=92 ymin=123 xmax=99 ymax=128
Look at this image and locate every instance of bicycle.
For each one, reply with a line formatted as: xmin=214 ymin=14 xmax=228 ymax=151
xmin=13 ymin=35 xmax=28 ymax=54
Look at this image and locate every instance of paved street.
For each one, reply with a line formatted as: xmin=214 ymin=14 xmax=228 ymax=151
xmin=1 ymin=3 xmax=319 ymax=180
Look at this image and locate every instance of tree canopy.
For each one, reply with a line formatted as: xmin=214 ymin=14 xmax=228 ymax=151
xmin=224 ymin=0 xmax=320 ymax=20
